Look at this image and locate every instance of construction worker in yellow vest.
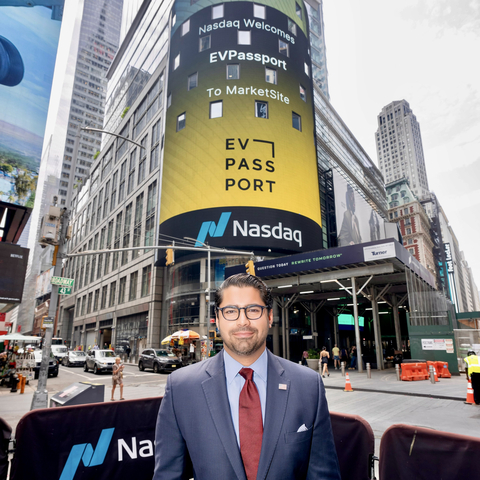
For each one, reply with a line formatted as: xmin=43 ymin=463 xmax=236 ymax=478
xmin=464 ymin=350 xmax=480 ymax=405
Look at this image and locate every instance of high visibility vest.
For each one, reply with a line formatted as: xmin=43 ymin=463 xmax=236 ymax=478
xmin=464 ymin=355 xmax=480 ymax=375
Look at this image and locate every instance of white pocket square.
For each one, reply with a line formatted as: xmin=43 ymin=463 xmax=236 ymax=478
xmin=297 ymin=424 xmax=308 ymax=432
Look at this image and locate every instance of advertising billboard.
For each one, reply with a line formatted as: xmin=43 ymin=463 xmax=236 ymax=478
xmin=0 ymin=6 xmax=61 ymax=207
xmin=160 ymin=0 xmax=322 ymax=254
xmin=333 ymin=170 xmax=386 ymax=247
xmin=0 ymin=242 xmax=29 ymax=306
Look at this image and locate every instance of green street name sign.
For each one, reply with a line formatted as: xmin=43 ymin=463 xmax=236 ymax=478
xmin=58 ymin=287 xmax=72 ymax=295
xmin=51 ymin=276 xmax=75 ymax=287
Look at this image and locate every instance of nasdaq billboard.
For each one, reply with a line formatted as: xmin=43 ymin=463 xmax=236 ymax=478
xmin=0 ymin=6 xmax=61 ymax=208
xmin=160 ymin=0 xmax=322 ymax=254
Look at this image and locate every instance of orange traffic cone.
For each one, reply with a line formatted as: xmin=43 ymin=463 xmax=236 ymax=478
xmin=465 ymin=379 xmax=475 ymax=404
xmin=344 ymin=372 xmax=354 ymax=392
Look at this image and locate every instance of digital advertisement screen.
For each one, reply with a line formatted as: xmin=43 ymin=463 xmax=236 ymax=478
xmin=333 ymin=170 xmax=386 ymax=247
xmin=160 ymin=1 xmax=322 ymax=254
xmin=0 ymin=6 xmax=61 ymax=208
xmin=338 ymin=313 xmax=364 ymax=331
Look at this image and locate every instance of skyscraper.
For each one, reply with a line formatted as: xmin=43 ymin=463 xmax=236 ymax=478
xmin=375 ymin=100 xmax=430 ymax=200
xmin=13 ymin=0 xmax=123 ymax=334
xmin=58 ymin=0 xmax=123 ymax=207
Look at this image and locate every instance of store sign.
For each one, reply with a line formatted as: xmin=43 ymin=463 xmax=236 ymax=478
xmin=363 ymin=242 xmax=395 ymax=262
xmin=444 ymin=243 xmax=454 ymax=273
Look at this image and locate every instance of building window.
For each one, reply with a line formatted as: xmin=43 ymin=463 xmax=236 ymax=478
xmin=265 ymin=67 xmax=276 ymax=84
xmin=101 ymin=285 xmax=108 ymax=309
xmin=174 ymin=53 xmax=180 ymax=70
xmin=177 ymin=112 xmax=186 ymax=131
xmin=292 ymin=112 xmax=301 ymax=131
xmin=127 ymin=150 xmax=136 ymax=195
xmin=407 ymin=238 xmax=413 ymax=245
xmin=279 ymin=39 xmax=289 ymax=56
xmin=118 ymin=160 xmax=127 ymax=203
xmin=210 ymin=100 xmax=223 ymax=119
xmin=212 ymin=4 xmax=224 ymax=19
xmin=118 ymin=276 xmax=127 ymax=304
xmin=296 ymin=2 xmax=302 ymax=19
xmin=181 ymin=19 xmax=190 ymax=36
xmin=255 ymin=101 xmax=268 ymax=119
xmin=199 ymin=35 xmax=211 ymax=52
xmin=138 ymin=135 xmax=148 ymax=183
xmin=188 ymin=72 xmax=198 ymax=90
xmin=299 ymin=85 xmax=306 ymax=101
xmin=304 ymin=62 xmax=309 ymax=77
xmin=238 ymin=30 xmax=251 ymax=45
xmin=409 ymin=248 xmax=415 ymax=255
xmin=141 ymin=265 xmax=152 ymax=297
xmin=129 ymin=271 xmax=138 ymax=301
xmin=109 ymin=281 xmax=116 ymax=307
xmin=227 ymin=64 xmax=239 ymax=80
xmin=122 ymin=203 xmax=132 ymax=266
xmin=87 ymin=293 xmax=93 ymax=314
xmin=288 ymin=18 xmax=297 ymax=35
xmin=93 ymin=289 xmax=100 ymax=311
xmin=406 ymin=227 xmax=412 ymax=235
xmin=253 ymin=3 xmax=265 ymax=19
xmin=133 ymin=192 xmax=144 ymax=259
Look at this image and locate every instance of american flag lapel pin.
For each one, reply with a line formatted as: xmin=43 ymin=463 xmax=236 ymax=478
xmin=279 ymin=383 xmax=287 ymax=390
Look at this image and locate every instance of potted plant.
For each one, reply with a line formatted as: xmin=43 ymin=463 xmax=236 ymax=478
xmin=306 ymin=349 xmax=319 ymax=371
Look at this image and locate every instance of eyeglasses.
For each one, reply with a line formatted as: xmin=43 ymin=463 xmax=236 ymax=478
xmin=216 ymin=304 xmax=269 ymax=321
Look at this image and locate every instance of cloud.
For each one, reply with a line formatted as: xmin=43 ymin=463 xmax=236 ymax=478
xmin=402 ymin=0 xmax=480 ymax=34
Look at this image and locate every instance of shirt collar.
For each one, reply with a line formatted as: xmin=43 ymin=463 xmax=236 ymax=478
xmin=224 ymin=348 xmax=268 ymax=385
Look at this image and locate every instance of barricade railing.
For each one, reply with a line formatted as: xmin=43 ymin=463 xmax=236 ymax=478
xmin=5 ymin=398 xmax=478 ymax=479
xmin=379 ymin=423 xmax=480 ymax=479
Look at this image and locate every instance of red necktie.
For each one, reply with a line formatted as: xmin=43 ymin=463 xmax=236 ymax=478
xmin=239 ymin=368 xmax=263 ymax=480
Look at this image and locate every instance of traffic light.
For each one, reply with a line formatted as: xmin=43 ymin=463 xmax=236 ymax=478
xmin=166 ymin=247 xmax=175 ymax=266
xmin=245 ymin=260 xmax=255 ymax=276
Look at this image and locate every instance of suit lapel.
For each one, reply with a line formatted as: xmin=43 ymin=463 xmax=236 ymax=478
xmin=202 ymin=352 xmax=246 ymax=480
xmin=256 ymin=351 xmax=290 ymax=480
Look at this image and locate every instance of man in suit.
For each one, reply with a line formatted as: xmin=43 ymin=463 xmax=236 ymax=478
xmin=154 ymin=273 xmax=340 ymax=480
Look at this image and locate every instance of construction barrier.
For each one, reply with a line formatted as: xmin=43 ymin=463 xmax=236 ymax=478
xmin=435 ymin=361 xmax=451 ymax=378
xmin=400 ymin=362 xmax=429 ymax=381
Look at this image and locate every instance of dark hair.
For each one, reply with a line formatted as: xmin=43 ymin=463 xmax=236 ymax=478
xmin=215 ymin=273 xmax=273 ymax=309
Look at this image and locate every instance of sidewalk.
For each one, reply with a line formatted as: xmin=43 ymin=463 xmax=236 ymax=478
xmin=319 ymin=366 xmax=467 ymax=401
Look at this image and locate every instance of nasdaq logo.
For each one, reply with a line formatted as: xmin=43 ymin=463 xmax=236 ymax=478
xmin=195 ymin=212 xmax=231 ymax=246
xmin=59 ymin=428 xmax=115 ymax=480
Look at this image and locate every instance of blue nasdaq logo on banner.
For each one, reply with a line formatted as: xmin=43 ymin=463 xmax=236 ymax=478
xmin=59 ymin=428 xmax=115 ymax=480
xmin=195 ymin=212 xmax=231 ymax=246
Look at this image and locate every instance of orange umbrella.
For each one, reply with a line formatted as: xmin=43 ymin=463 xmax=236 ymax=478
xmin=171 ymin=330 xmax=200 ymax=340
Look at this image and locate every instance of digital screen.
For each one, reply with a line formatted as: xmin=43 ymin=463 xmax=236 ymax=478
xmin=338 ymin=314 xmax=364 ymax=331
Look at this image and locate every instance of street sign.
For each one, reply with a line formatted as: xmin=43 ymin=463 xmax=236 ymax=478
xmin=51 ymin=276 xmax=75 ymax=287
xmin=58 ymin=287 xmax=72 ymax=295
xmin=41 ymin=316 xmax=54 ymax=329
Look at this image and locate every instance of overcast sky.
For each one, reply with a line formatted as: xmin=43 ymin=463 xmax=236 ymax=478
xmin=322 ymin=0 xmax=480 ymax=290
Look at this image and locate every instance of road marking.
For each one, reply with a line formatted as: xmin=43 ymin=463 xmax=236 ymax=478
xmin=60 ymin=369 xmax=93 ymax=381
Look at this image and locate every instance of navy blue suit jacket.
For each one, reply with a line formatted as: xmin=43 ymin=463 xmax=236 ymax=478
xmin=154 ymin=349 xmax=340 ymax=479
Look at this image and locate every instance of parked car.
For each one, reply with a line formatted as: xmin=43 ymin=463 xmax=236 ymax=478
xmin=138 ymin=349 xmax=183 ymax=373
xmin=33 ymin=350 xmax=59 ymax=379
xmin=63 ymin=350 xmax=87 ymax=367
xmin=84 ymin=350 xmax=117 ymax=374
xmin=51 ymin=345 xmax=68 ymax=364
